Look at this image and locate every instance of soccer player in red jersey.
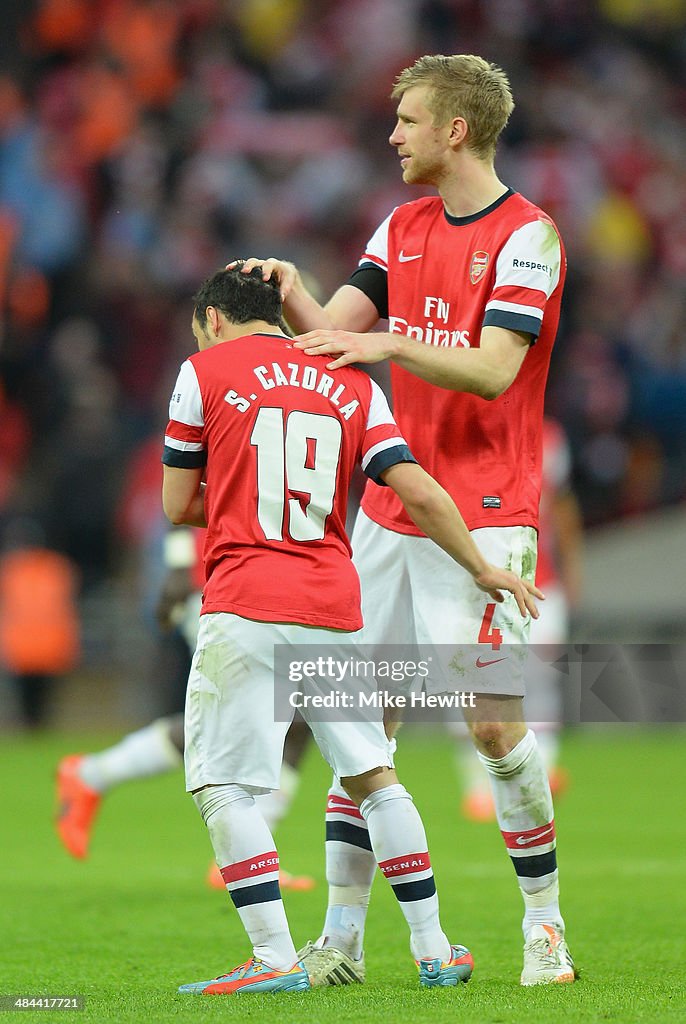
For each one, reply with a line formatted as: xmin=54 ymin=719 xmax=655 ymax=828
xmin=458 ymin=417 xmax=584 ymax=820
xmin=163 ymin=265 xmax=539 ymax=995
xmin=235 ymin=54 xmax=576 ymax=985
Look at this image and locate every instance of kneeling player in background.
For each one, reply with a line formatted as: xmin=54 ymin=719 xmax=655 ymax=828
xmin=55 ymin=525 xmax=315 ymax=892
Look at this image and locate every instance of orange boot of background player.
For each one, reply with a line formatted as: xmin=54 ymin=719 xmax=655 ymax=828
xmin=55 ymin=755 xmax=101 ymax=859
xmin=206 ymin=861 xmax=315 ymax=893
xmin=462 ymin=767 xmax=569 ymax=824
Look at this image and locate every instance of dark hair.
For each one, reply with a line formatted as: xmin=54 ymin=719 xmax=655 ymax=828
xmin=192 ymin=265 xmax=284 ymax=330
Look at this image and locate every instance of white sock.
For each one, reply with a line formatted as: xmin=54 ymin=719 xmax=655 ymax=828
xmin=79 ymin=718 xmax=182 ymax=792
xmin=360 ymin=784 xmax=450 ymax=963
xmin=319 ymin=779 xmax=375 ymax=959
xmin=479 ymin=730 xmax=561 ymax=935
xmin=521 ymin=879 xmax=564 ymax=935
xmin=194 ymin=783 xmax=296 ymax=972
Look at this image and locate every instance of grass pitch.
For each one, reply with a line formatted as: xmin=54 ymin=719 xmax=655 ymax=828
xmin=2 ymin=726 xmax=685 ymax=1023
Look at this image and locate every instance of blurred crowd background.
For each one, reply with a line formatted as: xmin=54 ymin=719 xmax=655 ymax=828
xmin=0 ymin=0 xmax=685 ymax=728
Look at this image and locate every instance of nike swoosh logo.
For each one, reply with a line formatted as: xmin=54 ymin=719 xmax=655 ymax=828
xmin=398 ymin=251 xmax=422 ymax=262
xmin=475 ymin=656 xmax=507 ymax=668
xmin=515 ymin=826 xmax=554 ymax=846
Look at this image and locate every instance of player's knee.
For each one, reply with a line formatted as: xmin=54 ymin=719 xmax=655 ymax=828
xmin=192 ymin=782 xmax=254 ymax=824
xmin=340 ymin=765 xmax=398 ymax=805
xmin=468 ymin=720 xmax=524 ymax=758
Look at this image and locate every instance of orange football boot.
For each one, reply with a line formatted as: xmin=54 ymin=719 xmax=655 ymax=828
xmin=461 ymin=789 xmax=496 ymax=823
xmin=55 ymin=755 xmax=102 ymax=859
xmin=462 ymin=766 xmax=570 ymax=824
xmin=206 ymin=862 xmax=315 ymax=892
xmin=179 ymin=956 xmax=310 ymax=994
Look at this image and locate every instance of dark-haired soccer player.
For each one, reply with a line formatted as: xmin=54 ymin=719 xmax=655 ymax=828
xmin=235 ymin=53 xmax=575 ymax=986
xmin=163 ymin=265 xmax=540 ymax=995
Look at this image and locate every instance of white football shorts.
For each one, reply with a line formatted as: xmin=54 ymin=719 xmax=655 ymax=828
xmin=351 ymin=510 xmax=537 ymax=697
xmin=184 ymin=610 xmax=395 ymax=792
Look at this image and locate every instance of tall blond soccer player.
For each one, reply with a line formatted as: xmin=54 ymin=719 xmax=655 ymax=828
xmin=236 ymin=53 xmax=576 ymax=986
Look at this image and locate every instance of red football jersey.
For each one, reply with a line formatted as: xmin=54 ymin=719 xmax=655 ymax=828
xmin=354 ymin=190 xmax=566 ymax=533
xmin=163 ymin=332 xmax=415 ymax=629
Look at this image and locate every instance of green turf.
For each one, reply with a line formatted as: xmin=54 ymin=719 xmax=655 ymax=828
xmin=2 ymin=727 xmax=685 ymax=1023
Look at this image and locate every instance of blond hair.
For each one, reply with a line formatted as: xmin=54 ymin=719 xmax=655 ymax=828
xmin=392 ymin=54 xmax=514 ymax=161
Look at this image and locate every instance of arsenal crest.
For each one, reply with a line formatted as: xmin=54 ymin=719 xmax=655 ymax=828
xmin=469 ymin=250 xmax=489 ymax=284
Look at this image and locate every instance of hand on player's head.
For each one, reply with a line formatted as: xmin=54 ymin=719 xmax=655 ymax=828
xmin=226 ymin=257 xmax=297 ymax=300
xmin=224 ymin=260 xmax=279 ymax=289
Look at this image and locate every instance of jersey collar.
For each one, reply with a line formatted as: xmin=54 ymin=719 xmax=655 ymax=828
xmin=443 ymin=188 xmax=515 ymax=226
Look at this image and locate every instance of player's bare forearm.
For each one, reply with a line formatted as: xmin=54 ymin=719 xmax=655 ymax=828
xmin=294 ymin=324 xmax=530 ymax=397
xmin=294 ymin=329 xmax=401 ymax=366
xmin=282 ymin=274 xmax=336 ymax=333
xmin=281 ymin=279 xmax=378 ymax=335
xmin=381 ymin=462 xmax=488 ymax=577
xmin=162 ymin=468 xmax=207 ymax=528
xmin=285 ymin=284 xmax=381 ymax=335
xmin=381 ymin=462 xmax=542 ymax=618
xmin=167 ymin=494 xmax=207 ymax=529
xmin=391 ymin=335 xmax=507 ymax=397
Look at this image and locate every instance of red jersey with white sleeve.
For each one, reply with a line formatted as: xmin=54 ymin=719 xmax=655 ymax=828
xmin=351 ymin=189 xmax=565 ymax=534
xmin=162 ymin=332 xmax=415 ymax=630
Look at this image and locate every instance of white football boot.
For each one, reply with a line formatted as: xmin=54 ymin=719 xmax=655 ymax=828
xmin=296 ymin=940 xmax=365 ymax=986
xmin=521 ymin=923 xmax=576 ymax=985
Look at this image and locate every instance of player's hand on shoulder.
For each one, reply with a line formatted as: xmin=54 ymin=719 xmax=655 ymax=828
xmin=293 ymin=330 xmax=396 ymax=369
xmin=473 ymin=565 xmax=544 ymax=619
xmin=226 ymin=257 xmax=298 ymax=299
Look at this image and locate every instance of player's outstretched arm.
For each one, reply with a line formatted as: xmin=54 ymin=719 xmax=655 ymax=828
xmin=162 ymin=467 xmax=207 ymax=528
xmin=294 ymin=324 xmax=530 ymax=399
xmin=380 ymin=462 xmax=543 ymax=618
xmin=227 ymin=258 xmax=379 ymax=335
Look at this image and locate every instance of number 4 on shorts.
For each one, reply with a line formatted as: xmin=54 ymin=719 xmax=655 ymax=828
xmin=478 ymin=603 xmax=503 ymax=651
